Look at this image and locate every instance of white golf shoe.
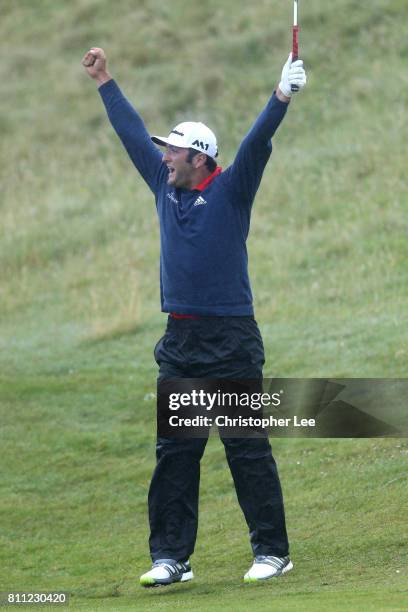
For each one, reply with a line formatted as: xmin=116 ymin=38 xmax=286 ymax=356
xmin=140 ymin=559 xmax=193 ymax=588
xmin=244 ymin=555 xmax=293 ymax=582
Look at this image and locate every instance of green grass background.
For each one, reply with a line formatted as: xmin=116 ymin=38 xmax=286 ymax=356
xmin=0 ymin=0 xmax=407 ymax=609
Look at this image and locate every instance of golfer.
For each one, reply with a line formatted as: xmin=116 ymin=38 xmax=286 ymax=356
xmin=82 ymin=47 xmax=306 ymax=586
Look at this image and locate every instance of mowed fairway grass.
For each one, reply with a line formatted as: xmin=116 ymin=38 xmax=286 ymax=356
xmin=1 ymin=0 xmax=407 ymax=610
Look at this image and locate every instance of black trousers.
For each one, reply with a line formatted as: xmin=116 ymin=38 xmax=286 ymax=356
xmin=148 ymin=315 xmax=289 ymax=562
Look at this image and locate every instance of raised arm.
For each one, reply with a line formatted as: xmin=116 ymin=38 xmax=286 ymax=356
xmin=82 ymin=48 xmax=164 ymax=194
xmin=224 ymin=53 xmax=306 ymax=207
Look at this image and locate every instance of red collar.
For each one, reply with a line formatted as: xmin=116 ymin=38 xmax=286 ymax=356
xmin=193 ymin=166 xmax=222 ymax=192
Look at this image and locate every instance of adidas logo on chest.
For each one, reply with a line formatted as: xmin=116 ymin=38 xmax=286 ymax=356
xmin=193 ymin=195 xmax=207 ymax=207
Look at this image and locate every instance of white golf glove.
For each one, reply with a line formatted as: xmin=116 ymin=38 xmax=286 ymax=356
xmin=278 ymin=53 xmax=307 ymax=97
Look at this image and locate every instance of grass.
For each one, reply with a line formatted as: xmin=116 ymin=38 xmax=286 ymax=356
xmin=1 ymin=0 xmax=408 ymax=609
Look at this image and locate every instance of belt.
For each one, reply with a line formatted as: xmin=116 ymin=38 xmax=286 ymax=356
xmin=170 ymin=312 xmax=201 ymax=320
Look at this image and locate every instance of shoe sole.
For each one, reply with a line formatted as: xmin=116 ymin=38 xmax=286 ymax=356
xmin=244 ymin=561 xmax=293 ymax=582
xmin=140 ymin=570 xmax=194 ymax=588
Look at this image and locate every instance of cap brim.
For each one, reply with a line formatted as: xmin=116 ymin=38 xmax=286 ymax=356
xmin=151 ymin=135 xmax=218 ymax=159
xmin=151 ymin=136 xmax=169 ymax=147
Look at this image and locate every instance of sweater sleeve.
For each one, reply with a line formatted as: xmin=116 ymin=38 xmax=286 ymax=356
xmin=223 ymin=92 xmax=289 ymax=207
xmin=98 ymin=79 xmax=165 ymax=195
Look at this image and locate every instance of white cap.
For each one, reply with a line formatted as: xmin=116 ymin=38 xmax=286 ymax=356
xmin=151 ymin=121 xmax=218 ymax=159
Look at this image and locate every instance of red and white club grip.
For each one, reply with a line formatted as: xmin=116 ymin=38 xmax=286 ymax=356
xmin=291 ymin=25 xmax=299 ymax=91
xmin=292 ymin=25 xmax=299 ymax=61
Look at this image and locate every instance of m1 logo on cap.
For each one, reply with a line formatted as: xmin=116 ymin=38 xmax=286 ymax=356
xmin=192 ymin=139 xmax=209 ymax=151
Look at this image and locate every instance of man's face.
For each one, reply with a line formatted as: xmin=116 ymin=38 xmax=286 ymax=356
xmin=162 ymin=145 xmax=195 ymax=189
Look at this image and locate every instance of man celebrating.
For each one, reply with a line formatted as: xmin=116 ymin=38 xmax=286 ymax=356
xmin=82 ymin=47 xmax=306 ymax=586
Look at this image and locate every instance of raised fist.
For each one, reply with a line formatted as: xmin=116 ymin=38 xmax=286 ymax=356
xmin=81 ymin=48 xmax=111 ymax=84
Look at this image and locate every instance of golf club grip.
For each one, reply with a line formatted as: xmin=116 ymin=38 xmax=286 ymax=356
xmin=291 ymin=25 xmax=299 ymax=92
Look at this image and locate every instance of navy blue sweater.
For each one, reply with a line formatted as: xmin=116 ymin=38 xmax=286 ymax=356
xmin=99 ymin=80 xmax=288 ymax=316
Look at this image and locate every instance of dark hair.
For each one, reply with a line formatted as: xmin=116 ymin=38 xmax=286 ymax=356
xmin=186 ymin=148 xmax=217 ymax=173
